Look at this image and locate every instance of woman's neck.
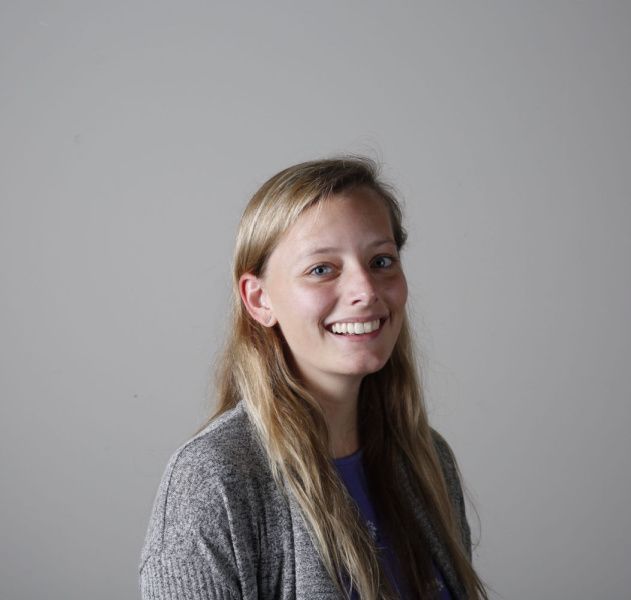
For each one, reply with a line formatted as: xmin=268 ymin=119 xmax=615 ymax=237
xmin=302 ymin=374 xmax=362 ymax=459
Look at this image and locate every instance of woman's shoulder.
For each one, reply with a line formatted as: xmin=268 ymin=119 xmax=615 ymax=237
xmin=162 ymin=400 xmax=273 ymax=495
xmin=177 ymin=401 xmax=264 ymax=466
xmin=429 ymin=428 xmax=459 ymax=479
xmin=141 ymin=402 xmax=277 ymax=563
xmin=429 ymin=427 xmax=472 ymax=559
xmin=160 ymin=402 xmax=265 ymax=489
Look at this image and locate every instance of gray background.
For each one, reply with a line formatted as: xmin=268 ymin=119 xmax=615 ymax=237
xmin=1 ymin=2 xmax=630 ymax=599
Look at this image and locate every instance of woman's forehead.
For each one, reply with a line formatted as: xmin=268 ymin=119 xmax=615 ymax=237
xmin=301 ymin=187 xmax=389 ymax=228
xmin=273 ymin=189 xmax=396 ymax=257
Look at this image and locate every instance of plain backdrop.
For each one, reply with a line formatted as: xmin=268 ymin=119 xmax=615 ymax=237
xmin=1 ymin=2 xmax=630 ymax=599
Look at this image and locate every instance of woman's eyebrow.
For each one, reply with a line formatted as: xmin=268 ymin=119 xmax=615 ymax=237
xmin=298 ymin=239 xmax=396 ymax=260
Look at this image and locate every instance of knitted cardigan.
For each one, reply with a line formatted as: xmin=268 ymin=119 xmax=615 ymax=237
xmin=139 ymin=402 xmax=472 ymax=599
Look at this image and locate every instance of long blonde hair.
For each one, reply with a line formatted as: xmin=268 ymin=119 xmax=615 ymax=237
xmin=205 ymin=157 xmax=487 ymax=599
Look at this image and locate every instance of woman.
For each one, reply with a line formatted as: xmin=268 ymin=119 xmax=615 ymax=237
xmin=140 ymin=157 xmax=487 ymax=599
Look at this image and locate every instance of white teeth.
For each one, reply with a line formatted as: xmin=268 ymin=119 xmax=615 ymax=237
xmin=330 ymin=319 xmax=380 ymax=335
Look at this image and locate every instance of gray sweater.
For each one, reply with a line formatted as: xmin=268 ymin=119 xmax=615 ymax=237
xmin=139 ymin=402 xmax=472 ymax=599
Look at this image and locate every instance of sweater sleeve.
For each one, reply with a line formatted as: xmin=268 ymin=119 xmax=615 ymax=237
xmin=140 ymin=552 xmax=238 ymax=600
xmin=139 ymin=437 xmax=259 ymax=600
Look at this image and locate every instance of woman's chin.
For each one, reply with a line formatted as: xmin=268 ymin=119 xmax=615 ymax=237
xmin=338 ymin=356 xmax=389 ymax=378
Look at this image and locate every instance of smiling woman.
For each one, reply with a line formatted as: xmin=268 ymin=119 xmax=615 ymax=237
xmin=139 ymin=157 xmax=488 ymax=599
xmin=239 ymin=186 xmax=408 ymax=454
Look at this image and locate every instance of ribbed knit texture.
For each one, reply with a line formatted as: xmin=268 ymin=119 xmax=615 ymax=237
xmin=139 ymin=402 xmax=471 ymax=599
xmin=141 ymin=554 xmax=238 ymax=599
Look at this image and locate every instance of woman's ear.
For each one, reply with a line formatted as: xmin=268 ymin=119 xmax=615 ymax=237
xmin=238 ymin=273 xmax=278 ymax=327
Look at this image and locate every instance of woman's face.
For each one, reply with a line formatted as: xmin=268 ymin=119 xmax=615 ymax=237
xmin=250 ymin=186 xmax=408 ymax=392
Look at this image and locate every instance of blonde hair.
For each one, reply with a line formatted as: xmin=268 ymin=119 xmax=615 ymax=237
xmin=205 ymin=157 xmax=487 ymax=599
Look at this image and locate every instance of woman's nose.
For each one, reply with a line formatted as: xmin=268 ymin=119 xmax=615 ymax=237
xmin=345 ymin=266 xmax=379 ymax=306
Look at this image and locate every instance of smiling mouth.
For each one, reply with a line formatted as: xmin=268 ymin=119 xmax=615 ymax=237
xmin=326 ymin=318 xmax=386 ymax=336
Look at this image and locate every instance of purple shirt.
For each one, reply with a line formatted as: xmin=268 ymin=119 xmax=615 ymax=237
xmin=333 ymin=449 xmax=452 ymax=599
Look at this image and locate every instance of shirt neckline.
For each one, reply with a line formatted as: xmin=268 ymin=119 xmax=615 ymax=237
xmin=332 ymin=447 xmax=364 ymax=466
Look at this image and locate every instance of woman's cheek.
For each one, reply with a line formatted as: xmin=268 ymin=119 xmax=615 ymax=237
xmin=387 ymin=274 xmax=408 ymax=308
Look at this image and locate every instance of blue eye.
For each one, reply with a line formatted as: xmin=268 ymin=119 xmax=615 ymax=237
xmin=373 ymin=255 xmax=395 ymax=268
xmin=310 ymin=264 xmax=333 ymax=276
